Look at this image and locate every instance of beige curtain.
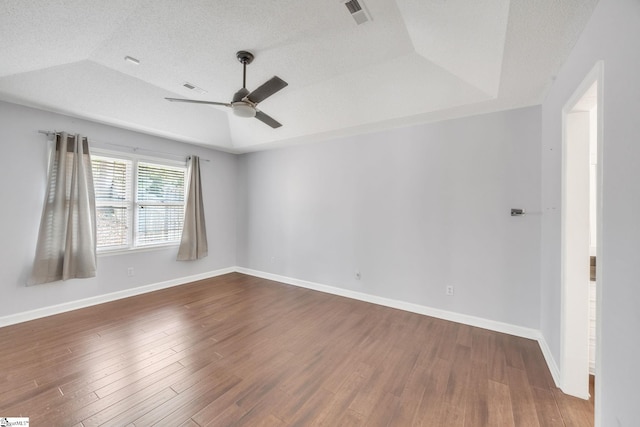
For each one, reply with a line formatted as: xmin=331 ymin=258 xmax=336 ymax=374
xmin=30 ymin=133 xmax=97 ymax=284
xmin=177 ymin=155 xmax=208 ymax=261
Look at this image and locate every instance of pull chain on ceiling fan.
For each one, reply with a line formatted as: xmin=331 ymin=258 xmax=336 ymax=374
xmin=166 ymin=51 xmax=288 ymax=128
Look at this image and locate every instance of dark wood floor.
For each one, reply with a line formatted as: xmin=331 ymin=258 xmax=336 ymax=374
xmin=0 ymin=273 xmax=594 ymax=426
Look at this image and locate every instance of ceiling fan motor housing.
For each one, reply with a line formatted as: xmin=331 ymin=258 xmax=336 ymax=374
xmin=233 ymin=88 xmax=250 ymax=103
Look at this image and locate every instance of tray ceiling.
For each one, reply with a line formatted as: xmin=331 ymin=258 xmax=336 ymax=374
xmin=0 ymin=0 xmax=598 ymax=152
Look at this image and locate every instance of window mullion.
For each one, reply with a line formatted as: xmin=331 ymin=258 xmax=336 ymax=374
xmin=132 ymin=158 xmax=140 ymax=248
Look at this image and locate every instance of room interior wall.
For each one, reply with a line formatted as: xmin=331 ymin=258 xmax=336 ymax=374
xmin=3 ymin=2 xmax=637 ymax=422
xmin=237 ymin=106 xmax=542 ymax=329
xmin=0 ymin=101 xmax=237 ymax=320
xmin=540 ymin=0 xmax=640 ymax=423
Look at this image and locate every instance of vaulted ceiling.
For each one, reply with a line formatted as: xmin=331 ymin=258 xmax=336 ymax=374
xmin=0 ymin=0 xmax=598 ymax=152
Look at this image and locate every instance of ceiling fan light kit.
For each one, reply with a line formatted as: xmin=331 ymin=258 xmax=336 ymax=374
xmin=232 ymin=102 xmax=256 ymax=118
xmin=165 ymin=50 xmax=287 ymax=128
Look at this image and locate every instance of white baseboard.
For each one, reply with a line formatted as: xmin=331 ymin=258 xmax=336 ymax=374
xmin=236 ymin=267 xmax=561 ymax=388
xmin=0 ymin=267 xmax=235 ymax=328
xmin=0 ymin=265 xmax=562 ymax=391
xmin=533 ymin=330 xmax=561 ymax=388
xmin=236 ymin=267 xmax=540 ymax=339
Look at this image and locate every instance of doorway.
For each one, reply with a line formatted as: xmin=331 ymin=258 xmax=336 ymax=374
xmin=560 ymin=61 xmax=603 ymax=400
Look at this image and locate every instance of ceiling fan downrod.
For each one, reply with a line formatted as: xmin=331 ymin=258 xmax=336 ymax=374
xmin=236 ymin=51 xmax=254 ymax=89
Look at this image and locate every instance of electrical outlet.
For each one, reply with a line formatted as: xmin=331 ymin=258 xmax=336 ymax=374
xmin=127 ymin=267 xmax=134 ymax=277
xmin=446 ymin=285 xmax=454 ymax=296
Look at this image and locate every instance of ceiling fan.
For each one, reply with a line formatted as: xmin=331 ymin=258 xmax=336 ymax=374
xmin=165 ymin=51 xmax=288 ymax=128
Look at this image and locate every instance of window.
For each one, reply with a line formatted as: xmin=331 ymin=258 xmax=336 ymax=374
xmin=92 ymin=151 xmax=186 ymax=252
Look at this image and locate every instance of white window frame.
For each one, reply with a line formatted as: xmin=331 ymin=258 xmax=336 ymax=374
xmin=91 ymin=148 xmax=187 ymax=255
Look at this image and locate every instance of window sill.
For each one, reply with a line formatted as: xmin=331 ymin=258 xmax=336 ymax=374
xmin=98 ymin=243 xmax=179 ymax=257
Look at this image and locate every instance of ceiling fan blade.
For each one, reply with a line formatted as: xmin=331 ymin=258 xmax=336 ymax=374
xmin=165 ymin=98 xmax=231 ymax=107
xmin=246 ymin=76 xmax=288 ymax=104
xmin=255 ymin=110 xmax=283 ymax=128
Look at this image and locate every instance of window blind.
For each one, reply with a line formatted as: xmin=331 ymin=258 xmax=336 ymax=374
xmin=136 ymin=162 xmax=185 ymax=246
xmin=91 ymin=153 xmax=186 ymax=251
xmin=92 ymin=155 xmax=132 ymax=249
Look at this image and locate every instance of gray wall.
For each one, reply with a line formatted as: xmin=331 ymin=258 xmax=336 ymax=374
xmin=237 ymin=106 xmax=542 ymax=328
xmin=5 ymin=1 xmax=639 ymax=420
xmin=540 ymin=0 xmax=640 ymax=423
xmin=0 ymin=101 xmax=237 ymax=318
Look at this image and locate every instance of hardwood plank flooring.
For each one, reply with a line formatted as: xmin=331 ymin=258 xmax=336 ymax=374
xmin=0 ymin=273 xmax=594 ymax=426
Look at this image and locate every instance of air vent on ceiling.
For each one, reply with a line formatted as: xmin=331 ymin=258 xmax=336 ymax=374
xmin=182 ymin=82 xmax=207 ymax=94
xmin=345 ymin=0 xmax=362 ymax=14
xmin=342 ymin=0 xmax=371 ymax=25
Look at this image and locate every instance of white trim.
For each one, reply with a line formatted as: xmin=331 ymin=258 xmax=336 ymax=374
xmin=0 ymin=265 xmax=563 ymax=392
xmin=594 ymin=61 xmax=604 ymax=427
xmin=236 ymin=268 xmax=555 ymax=365
xmin=560 ymin=60 xmax=604 ymax=401
xmin=0 ymin=267 xmax=235 ymax=328
xmin=97 ymin=242 xmax=180 ymax=257
xmin=537 ymin=332 xmax=562 ymax=391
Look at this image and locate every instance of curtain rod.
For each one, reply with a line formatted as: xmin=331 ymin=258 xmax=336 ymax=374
xmin=37 ymin=130 xmax=210 ymax=162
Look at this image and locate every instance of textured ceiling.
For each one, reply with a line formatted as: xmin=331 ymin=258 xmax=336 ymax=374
xmin=0 ymin=0 xmax=598 ymax=152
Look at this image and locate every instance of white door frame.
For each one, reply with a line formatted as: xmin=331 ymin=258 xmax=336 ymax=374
xmin=560 ymin=61 xmax=603 ymax=401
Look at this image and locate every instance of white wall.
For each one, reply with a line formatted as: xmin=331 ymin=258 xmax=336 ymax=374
xmin=540 ymin=0 xmax=640 ymax=424
xmin=237 ymin=107 xmax=542 ymax=329
xmin=0 ymin=101 xmax=237 ymax=319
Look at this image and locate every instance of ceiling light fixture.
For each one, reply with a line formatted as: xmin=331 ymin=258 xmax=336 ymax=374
xmin=124 ymin=56 xmax=140 ymax=65
xmin=232 ymin=102 xmax=256 ymax=118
